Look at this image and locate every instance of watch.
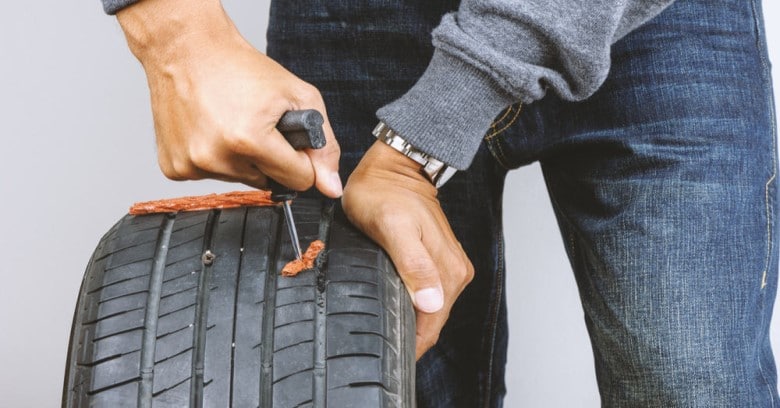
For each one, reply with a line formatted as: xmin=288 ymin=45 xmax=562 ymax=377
xmin=372 ymin=121 xmax=457 ymax=188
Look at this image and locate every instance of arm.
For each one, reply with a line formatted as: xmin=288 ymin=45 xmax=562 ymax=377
xmin=379 ymin=0 xmax=675 ymax=170
xmin=111 ymin=0 xmax=343 ymax=197
xmin=345 ymin=0 xmax=675 ymax=359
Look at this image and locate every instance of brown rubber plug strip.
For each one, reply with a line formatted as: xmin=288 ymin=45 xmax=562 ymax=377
xmin=129 ymin=190 xmax=278 ymax=215
xmin=281 ymin=240 xmax=325 ymax=277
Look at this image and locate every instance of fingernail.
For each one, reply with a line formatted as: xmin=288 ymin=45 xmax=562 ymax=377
xmin=330 ymin=172 xmax=343 ymax=197
xmin=414 ymin=287 xmax=443 ymax=313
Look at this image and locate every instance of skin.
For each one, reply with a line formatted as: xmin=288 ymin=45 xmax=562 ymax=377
xmin=117 ymin=0 xmax=474 ymax=359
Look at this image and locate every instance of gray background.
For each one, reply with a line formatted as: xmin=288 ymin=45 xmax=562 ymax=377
xmin=0 ymin=1 xmax=777 ymax=406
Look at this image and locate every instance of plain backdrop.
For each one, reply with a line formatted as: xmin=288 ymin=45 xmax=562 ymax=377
xmin=0 ymin=1 xmax=777 ymax=407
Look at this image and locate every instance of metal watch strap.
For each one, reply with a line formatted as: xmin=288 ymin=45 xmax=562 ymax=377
xmin=372 ymin=121 xmax=457 ymax=188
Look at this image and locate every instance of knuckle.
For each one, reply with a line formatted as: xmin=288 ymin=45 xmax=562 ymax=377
xmin=461 ymin=262 xmax=475 ymax=284
xmin=296 ymin=83 xmax=322 ymax=104
xmin=188 ymin=147 xmax=212 ymax=171
xmin=223 ymin=131 xmax=252 ymax=156
xmin=158 ymin=159 xmax=180 ymax=180
xmin=170 ymin=158 xmax=198 ymax=180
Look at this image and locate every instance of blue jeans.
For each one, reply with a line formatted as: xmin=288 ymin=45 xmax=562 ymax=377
xmin=267 ymin=0 xmax=779 ymax=406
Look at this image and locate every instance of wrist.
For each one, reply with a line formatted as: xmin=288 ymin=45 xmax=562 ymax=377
xmin=373 ymin=122 xmax=456 ymax=188
xmin=117 ymin=0 xmax=240 ymax=69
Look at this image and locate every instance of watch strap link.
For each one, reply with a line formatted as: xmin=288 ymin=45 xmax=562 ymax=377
xmin=372 ymin=121 xmax=457 ymax=188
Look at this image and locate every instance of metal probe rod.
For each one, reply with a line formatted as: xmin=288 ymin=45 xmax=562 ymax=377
xmin=281 ymin=200 xmax=303 ymax=260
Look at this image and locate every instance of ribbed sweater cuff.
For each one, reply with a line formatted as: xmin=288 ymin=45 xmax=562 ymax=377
xmin=376 ymin=49 xmax=514 ymax=170
xmin=103 ymin=0 xmax=139 ymax=15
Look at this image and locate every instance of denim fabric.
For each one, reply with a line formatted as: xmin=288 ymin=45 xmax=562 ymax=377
xmin=267 ymin=0 xmax=778 ymax=406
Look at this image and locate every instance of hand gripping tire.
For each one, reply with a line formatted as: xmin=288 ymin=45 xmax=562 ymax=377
xmin=62 ymin=198 xmax=415 ymax=407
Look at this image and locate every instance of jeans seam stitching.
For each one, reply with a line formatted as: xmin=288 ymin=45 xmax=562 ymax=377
xmin=484 ymin=104 xmax=522 ymax=170
xmin=752 ymin=0 xmax=778 ymax=404
xmin=483 ymin=228 xmax=505 ymax=408
xmin=485 ymin=104 xmax=523 ymax=141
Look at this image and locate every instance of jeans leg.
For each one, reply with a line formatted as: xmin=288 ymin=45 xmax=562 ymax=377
xmin=536 ymin=0 xmax=778 ymax=405
xmin=267 ymin=2 xmax=509 ymax=406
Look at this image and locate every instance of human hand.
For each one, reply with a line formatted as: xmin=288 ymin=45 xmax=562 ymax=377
xmin=342 ymin=141 xmax=474 ymax=359
xmin=116 ymin=0 xmax=342 ymax=197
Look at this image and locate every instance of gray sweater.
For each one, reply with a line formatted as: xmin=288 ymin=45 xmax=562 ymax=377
xmin=103 ymin=0 xmax=674 ymax=170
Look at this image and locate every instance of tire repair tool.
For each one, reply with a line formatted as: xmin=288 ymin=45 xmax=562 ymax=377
xmin=269 ymin=109 xmax=327 ymax=260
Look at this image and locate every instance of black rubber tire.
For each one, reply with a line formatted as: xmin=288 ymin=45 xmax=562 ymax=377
xmin=62 ymin=198 xmax=415 ymax=407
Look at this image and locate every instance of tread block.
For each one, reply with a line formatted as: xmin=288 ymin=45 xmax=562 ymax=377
xmin=275 ymin=302 xmax=315 ymax=328
xmin=273 ymin=342 xmax=314 ymax=382
xmin=91 ymin=329 xmax=142 ymax=361
xmin=327 ymin=385 xmax=383 ymax=408
xmin=92 ymin=308 xmax=146 ymax=340
xmin=274 ymin=321 xmax=314 ymax=352
xmin=152 ymin=347 xmax=192 ymax=394
xmin=96 ymin=292 xmax=147 ymax=320
xmin=326 ymin=355 xmax=383 ymax=388
xmin=90 ymin=350 xmax=141 ymax=392
xmin=90 ymin=381 xmax=139 ymax=407
xmin=154 ymin=327 xmax=194 ymax=362
xmin=100 ymin=260 xmax=153 ymax=288
xmin=96 ymin=275 xmax=150 ymax=303
xmin=152 ymin=378 xmax=191 ymax=407
xmin=272 ymin=371 xmax=313 ymax=408
xmin=326 ymin=315 xmax=383 ymax=358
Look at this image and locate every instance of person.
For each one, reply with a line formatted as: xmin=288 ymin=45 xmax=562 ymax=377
xmin=103 ymin=0 xmax=779 ymax=405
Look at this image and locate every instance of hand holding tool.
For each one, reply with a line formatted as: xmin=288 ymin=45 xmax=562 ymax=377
xmin=270 ymin=109 xmax=327 ymax=260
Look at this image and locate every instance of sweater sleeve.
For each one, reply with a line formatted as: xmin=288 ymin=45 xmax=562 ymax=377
xmin=377 ymin=0 xmax=675 ymax=170
xmin=102 ymin=0 xmax=139 ymax=15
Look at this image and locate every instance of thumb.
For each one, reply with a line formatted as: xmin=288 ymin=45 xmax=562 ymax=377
xmin=308 ymin=133 xmax=342 ymax=198
xmin=379 ymin=222 xmax=444 ymax=314
xmin=301 ymin=105 xmax=342 ymax=198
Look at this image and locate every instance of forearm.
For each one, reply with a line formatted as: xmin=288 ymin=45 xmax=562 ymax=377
xmin=116 ymin=0 xmax=240 ymax=70
xmin=378 ymin=0 xmax=675 ymax=170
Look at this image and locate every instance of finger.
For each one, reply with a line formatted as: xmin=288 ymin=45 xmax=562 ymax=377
xmin=305 ymin=106 xmax=343 ymax=198
xmin=376 ymin=216 xmax=445 ymax=314
xmin=415 ymin=308 xmax=450 ymax=360
xmin=244 ymin=128 xmax=316 ymax=192
xmin=284 ymin=82 xmax=342 ymax=197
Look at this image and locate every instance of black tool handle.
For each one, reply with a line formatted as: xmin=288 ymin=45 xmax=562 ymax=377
xmin=269 ymin=109 xmax=326 ymax=202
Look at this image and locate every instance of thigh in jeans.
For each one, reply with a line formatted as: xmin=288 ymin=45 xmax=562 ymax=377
xmin=526 ymin=0 xmax=778 ymax=405
xmin=267 ymin=2 xmax=510 ymax=407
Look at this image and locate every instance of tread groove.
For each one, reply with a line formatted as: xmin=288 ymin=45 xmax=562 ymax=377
xmin=156 ymin=323 xmax=192 ymax=340
xmin=91 ymin=326 xmax=143 ymax=342
xmin=82 ymin=306 xmax=146 ymax=325
xmin=274 ymin=319 xmax=315 ymax=330
xmin=327 ymin=311 xmax=380 ymax=318
xmin=154 ymin=346 xmax=194 ymax=365
xmin=313 ymin=201 xmax=334 ymax=408
xmin=326 ymin=352 xmax=381 ymax=361
xmin=228 ymin=208 xmax=249 ymax=408
xmin=137 ymin=214 xmax=175 ymax=408
xmin=188 ymin=210 xmax=220 ymax=408
xmin=87 ymin=275 xmax=148 ymax=295
xmin=157 ymin=303 xmax=197 ymax=319
xmin=75 ymin=352 xmax=132 ymax=368
xmin=274 ymin=339 xmax=314 ymax=353
xmin=152 ymin=376 xmax=190 ymax=397
xmin=272 ymin=367 xmax=313 ymax=385
xmin=160 ymin=284 xmax=198 ymax=300
xmin=89 ymin=376 xmax=142 ymax=396
xmin=260 ymin=208 xmax=283 ymax=408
